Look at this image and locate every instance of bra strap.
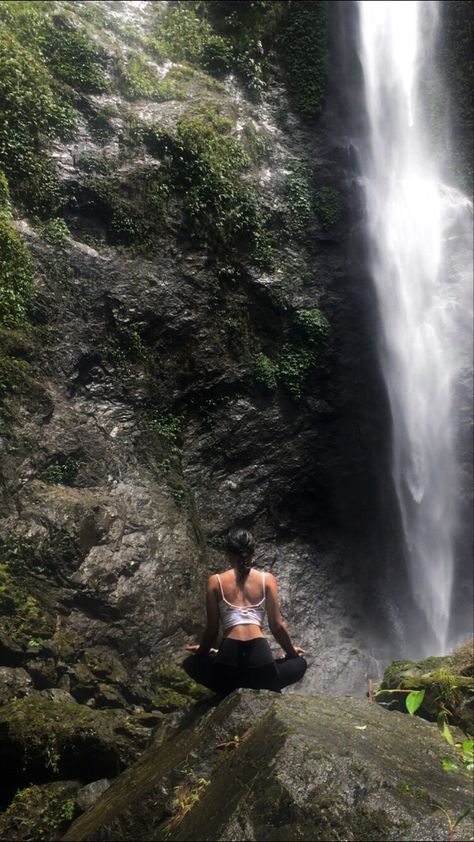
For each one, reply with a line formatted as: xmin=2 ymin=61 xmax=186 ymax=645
xmin=216 ymin=574 xmax=225 ymax=600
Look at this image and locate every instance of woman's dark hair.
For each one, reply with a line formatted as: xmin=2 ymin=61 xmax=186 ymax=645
xmin=225 ymin=528 xmax=255 ymax=579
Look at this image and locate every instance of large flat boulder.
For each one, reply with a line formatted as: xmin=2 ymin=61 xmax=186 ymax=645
xmin=62 ymin=690 xmax=474 ymax=842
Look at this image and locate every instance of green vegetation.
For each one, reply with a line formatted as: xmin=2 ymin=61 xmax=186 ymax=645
xmin=0 ymin=356 xmax=30 ymax=401
xmin=242 ymin=123 xmax=272 ymax=165
xmin=148 ymin=414 xmax=183 ymax=451
xmin=0 ymin=782 xmax=79 ymax=842
xmin=0 ymin=10 xmax=76 ymax=213
xmin=41 ymin=456 xmax=82 ymax=486
xmin=149 ymin=1 xmax=284 ymax=95
xmin=142 ymin=115 xmax=273 ymax=263
xmin=0 ymin=563 xmax=50 ymax=639
xmin=294 ymin=308 xmax=330 ymax=344
xmin=118 ymin=52 xmax=185 ymax=101
xmin=86 ymin=103 xmax=119 ymax=144
xmin=253 ymin=352 xmax=278 ymax=391
xmin=0 ymin=190 xmax=35 ymax=327
xmin=0 ymin=2 xmax=108 ymax=93
xmin=284 ymin=162 xmax=312 ymax=238
xmin=315 ymin=186 xmax=342 ymax=231
xmin=38 ymin=217 xmax=70 ymax=246
xmin=281 ymin=1 xmax=327 ymax=117
xmin=277 ymin=344 xmax=315 ymax=399
xmin=253 ymin=307 xmax=329 ymax=399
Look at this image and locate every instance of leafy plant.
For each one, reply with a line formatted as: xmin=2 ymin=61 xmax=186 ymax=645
xmin=253 ymin=352 xmax=277 ymax=390
xmin=294 ymin=308 xmax=330 ymax=345
xmin=284 ymin=162 xmax=312 ymax=238
xmin=39 ymin=218 xmax=69 ymax=246
xmin=277 ymin=344 xmax=315 ymax=398
xmin=0 ymin=214 xmax=34 ymax=328
xmin=315 ymin=187 xmax=342 ymax=231
xmin=281 ymin=0 xmax=327 ymax=117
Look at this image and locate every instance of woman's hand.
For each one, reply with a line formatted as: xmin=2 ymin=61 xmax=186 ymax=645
xmin=184 ymin=644 xmax=200 ymax=652
xmin=294 ymin=646 xmax=306 ymax=655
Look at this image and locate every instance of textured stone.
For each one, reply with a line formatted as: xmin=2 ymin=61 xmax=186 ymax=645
xmin=62 ymin=690 xmax=474 ymax=842
xmin=0 ymin=667 xmax=33 ymax=705
xmin=76 ymin=779 xmax=112 ymax=815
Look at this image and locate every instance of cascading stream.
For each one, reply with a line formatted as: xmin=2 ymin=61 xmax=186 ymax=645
xmin=357 ymin=1 xmax=473 ymax=655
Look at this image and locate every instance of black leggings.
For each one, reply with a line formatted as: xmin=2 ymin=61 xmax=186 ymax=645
xmin=182 ymin=638 xmax=307 ymax=696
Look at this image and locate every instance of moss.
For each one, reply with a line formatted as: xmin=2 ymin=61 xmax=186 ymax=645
xmin=151 ymin=664 xmax=212 ymax=713
xmin=38 ymin=217 xmax=70 ymax=246
xmin=0 ymin=214 xmax=35 ymax=328
xmin=0 ymin=563 xmax=51 ymax=640
xmin=314 ymin=186 xmax=342 ymax=231
xmin=0 ymin=781 xmax=79 ymax=841
xmin=284 ymin=162 xmax=312 ymax=238
xmin=0 ymin=696 xmax=147 ymax=785
xmin=280 ymin=1 xmax=328 ymax=117
xmin=253 ymin=352 xmax=278 ymax=391
xmin=277 ymin=344 xmax=316 ymax=399
xmin=118 ymin=53 xmax=185 ymax=101
xmin=142 ymin=116 xmax=272 ymax=263
xmin=0 ymin=2 xmax=108 ymax=93
xmin=0 ymin=21 xmax=76 ymax=213
xmin=294 ymin=308 xmax=330 ymax=345
xmin=0 ymin=356 xmax=30 ymax=401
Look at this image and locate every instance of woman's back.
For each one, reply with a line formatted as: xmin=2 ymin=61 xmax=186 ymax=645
xmin=217 ymin=568 xmax=265 ymax=607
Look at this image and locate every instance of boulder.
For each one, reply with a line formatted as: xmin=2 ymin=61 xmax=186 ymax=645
xmin=76 ymin=779 xmax=112 ymax=815
xmin=0 ymin=696 xmax=151 ymax=802
xmin=0 ymin=666 xmax=33 ymax=705
xmin=62 ymin=690 xmax=474 ymax=842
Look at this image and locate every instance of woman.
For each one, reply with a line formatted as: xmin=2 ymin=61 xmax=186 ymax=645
xmin=182 ymin=528 xmax=307 ymax=696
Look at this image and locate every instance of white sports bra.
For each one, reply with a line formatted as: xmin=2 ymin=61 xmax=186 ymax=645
xmin=216 ymin=571 xmax=267 ymax=632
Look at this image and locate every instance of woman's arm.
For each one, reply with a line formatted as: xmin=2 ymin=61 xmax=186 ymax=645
xmin=266 ymin=574 xmax=302 ymax=658
xmin=196 ymin=575 xmax=220 ymax=655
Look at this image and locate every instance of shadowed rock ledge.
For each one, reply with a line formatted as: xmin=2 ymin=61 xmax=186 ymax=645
xmin=61 ymin=690 xmax=473 ymax=842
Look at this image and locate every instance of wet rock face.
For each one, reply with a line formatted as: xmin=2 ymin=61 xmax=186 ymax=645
xmin=0 ymin=0 xmax=395 ymax=709
xmin=62 ymin=689 xmax=474 ymax=842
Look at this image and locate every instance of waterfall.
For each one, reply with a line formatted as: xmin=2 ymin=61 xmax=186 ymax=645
xmin=357 ymin=1 xmax=473 ymax=655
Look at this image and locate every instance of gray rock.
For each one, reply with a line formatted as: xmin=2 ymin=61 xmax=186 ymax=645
xmin=39 ymin=687 xmax=78 ymax=704
xmin=0 ymin=666 xmax=33 ymax=705
xmin=76 ymin=779 xmax=112 ymax=814
xmin=62 ymin=690 xmax=474 ymax=842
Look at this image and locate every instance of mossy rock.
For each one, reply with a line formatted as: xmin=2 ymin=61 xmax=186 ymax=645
xmin=379 ymin=640 xmax=474 ymax=735
xmin=151 ymin=664 xmax=212 ymax=713
xmin=0 ymin=564 xmax=52 ymax=643
xmin=0 ymin=780 xmax=80 ymax=841
xmin=0 ymin=696 xmax=150 ymax=801
xmin=62 ymin=690 xmax=473 ymax=842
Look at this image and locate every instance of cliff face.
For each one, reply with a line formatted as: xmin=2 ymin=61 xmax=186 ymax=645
xmin=0 ymin=0 xmax=410 ymax=722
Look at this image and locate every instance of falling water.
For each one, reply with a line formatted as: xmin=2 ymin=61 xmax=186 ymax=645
xmin=357 ymin=1 xmax=473 ymax=654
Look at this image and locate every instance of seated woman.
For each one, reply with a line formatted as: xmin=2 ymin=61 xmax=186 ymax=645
xmin=183 ymin=528 xmax=307 ymax=696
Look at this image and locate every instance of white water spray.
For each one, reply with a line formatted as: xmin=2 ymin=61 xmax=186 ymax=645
xmin=358 ymin=1 xmax=473 ymax=654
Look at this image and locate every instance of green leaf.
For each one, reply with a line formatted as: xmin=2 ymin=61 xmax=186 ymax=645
xmin=437 ymin=711 xmax=454 ymax=745
xmin=453 ymin=806 xmax=472 ymax=829
xmin=441 ymin=757 xmax=458 ymax=771
xmin=405 ymin=689 xmax=425 ymax=715
xmin=462 ymin=739 xmax=474 ymax=757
